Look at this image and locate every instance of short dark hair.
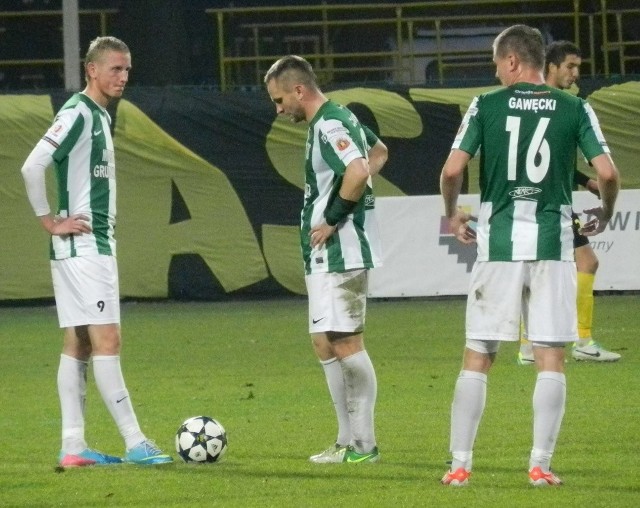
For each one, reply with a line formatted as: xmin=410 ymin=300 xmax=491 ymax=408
xmin=494 ymin=24 xmax=545 ymax=70
xmin=545 ymin=40 xmax=581 ymax=72
xmin=263 ymin=55 xmax=318 ymax=91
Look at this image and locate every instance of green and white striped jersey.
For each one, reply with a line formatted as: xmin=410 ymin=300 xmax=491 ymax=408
xmin=41 ymin=93 xmax=116 ymax=259
xmin=454 ymin=83 xmax=609 ymax=261
xmin=301 ymin=101 xmax=382 ymax=274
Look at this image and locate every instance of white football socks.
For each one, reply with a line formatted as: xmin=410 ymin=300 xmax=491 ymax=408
xmin=320 ymin=357 xmax=351 ymax=446
xmin=531 ymin=371 xmax=566 ymax=472
xmin=58 ymin=354 xmax=89 ymax=454
xmin=92 ymin=355 xmax=145 ymax=450
xmin=340 ymin=350 xmax=377 ymax=453
xmin=450 ymin=370 xmax=487 ymax=471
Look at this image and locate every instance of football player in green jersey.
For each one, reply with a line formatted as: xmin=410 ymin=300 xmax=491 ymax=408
xmin=264 ymin=55 xmax=386 ymax=464
xmin=440 ymin=25 xmax=619 ymax=487
xmin=21 ymin=36 xmax=171 ymax=467
xmin=518 ymin=41 xmax=621 ymax=364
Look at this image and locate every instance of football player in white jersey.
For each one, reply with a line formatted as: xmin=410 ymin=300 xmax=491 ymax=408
xmin=264 ymin=55 xmax=386 ymax=464
xmin=21 ymin=36 xmax=172 ymax=467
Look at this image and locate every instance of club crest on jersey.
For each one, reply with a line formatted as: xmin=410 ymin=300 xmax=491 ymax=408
xmin=336 ymin=138 xmax=350 ymax=151
xmin=509 ymin=186 xmax=542 ymax=200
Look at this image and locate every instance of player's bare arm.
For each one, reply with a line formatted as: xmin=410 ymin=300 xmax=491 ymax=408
xmin=585 ymin=178 xmax=600 ymax=197
xmin=440 ymin=149 xmax=476 ymax=244
xmin=580 ymin=153 xmax=620 ymax=236
xmin=310 ymin=157 xmax=369 ymax=248
xmin=575 ymin=168 xmax=601 ymax=197
xmin=440 ymin=149 xmax=468 ymax=217
xmin=367 ymin=139 xmax=388 ymax=177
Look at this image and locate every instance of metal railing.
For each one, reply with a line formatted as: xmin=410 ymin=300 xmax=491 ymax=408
xmin=206 ymin=0 xmax=640 ymax=91
xmin=0 ymin=8 xmax=117 ymax=87
xmin=0 ymin=2 xmax=637 ymax=90
xmin=601 ymin=0 xmax=640 ymax=76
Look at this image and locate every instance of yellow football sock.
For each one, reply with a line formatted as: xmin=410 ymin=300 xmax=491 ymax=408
xmin=577 ymin=272 xmax=595 ymax=341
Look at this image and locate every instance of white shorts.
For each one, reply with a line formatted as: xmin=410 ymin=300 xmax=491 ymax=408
xmin=466 ymin=260 xmax=577 ymax=343
xmin=51 ymin=255 xmax=121 ymax=328
xmin=305 ymin=269 xmax=368 ymax=334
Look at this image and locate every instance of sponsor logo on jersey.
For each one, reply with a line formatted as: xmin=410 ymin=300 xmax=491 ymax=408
xmin=327 ymin=126 xmax=346 ymax=135
xmin=93 ymin=164 xmax=115 ymax=179
xmin=509 ymin=186 xmax=542 ymax=199
xmin=364 ymin=193 xmax=375 ymax=208
xmin=103 ymin=149 xmax=115 ymax=164
xmin=94 ymin=149 xmax=116 ymax=178
xmin=514 ymin=89 xmax=552 ymax=96
xmin=336 ymin=138 xmax=350 ymax=151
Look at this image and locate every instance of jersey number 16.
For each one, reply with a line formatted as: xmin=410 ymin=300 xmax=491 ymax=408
xmin=505 ymin=115 xmax=551 ymax=183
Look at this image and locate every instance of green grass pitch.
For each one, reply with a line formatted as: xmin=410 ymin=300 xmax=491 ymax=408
xmin=0 ymin=295 xmax=637 ymax=507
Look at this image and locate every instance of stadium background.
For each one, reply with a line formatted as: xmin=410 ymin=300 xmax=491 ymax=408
xmin=1 ymin=0 xmax=638 ymax=301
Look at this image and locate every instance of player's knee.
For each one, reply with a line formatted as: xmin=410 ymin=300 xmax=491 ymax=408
xmin=578 ymin=256 xmax=598 ymax=274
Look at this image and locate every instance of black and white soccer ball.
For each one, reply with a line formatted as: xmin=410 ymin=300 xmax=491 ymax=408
xmin=175 ymin=416 xmax=227 ymax=463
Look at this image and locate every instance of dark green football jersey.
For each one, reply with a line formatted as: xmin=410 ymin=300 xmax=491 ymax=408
xmin=454 ymin=83 xmax=609 ymax=261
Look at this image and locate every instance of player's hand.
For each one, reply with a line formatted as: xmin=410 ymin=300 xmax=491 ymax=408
xmin=449 ymin=209 xmax=477 ymax=244
xmin=579 ymin=206 xmax=610 ymax=236
xmin=585 ymin=179 xmax=601 ymax=198
xmin=310 ymin=221 xmax=337 ymax=249
xmin=48 ymin=214 xmax=92 ymax=236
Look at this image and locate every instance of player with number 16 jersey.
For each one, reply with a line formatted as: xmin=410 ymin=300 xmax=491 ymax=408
xmin=453 ymin=83 xmax=609 ymax=262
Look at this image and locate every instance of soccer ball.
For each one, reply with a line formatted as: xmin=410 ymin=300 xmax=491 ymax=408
xmin=175 ymin=416 xmax=227 ymax=463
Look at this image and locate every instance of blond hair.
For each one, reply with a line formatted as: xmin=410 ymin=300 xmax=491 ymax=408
xmin=84 ymin=36 xmax=129 ymax=82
